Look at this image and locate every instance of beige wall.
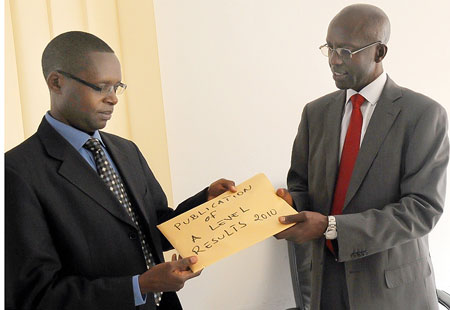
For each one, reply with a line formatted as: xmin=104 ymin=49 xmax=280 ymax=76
xmin=4 ymin=0 xmax=173 ymax=204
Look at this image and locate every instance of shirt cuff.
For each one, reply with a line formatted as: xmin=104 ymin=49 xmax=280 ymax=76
xmin=132 ymin=275 xmax=147 ymax=306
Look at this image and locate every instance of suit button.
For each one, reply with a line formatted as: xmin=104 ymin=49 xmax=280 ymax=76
xmin=129 ymin=232 xmax=137 ymax=240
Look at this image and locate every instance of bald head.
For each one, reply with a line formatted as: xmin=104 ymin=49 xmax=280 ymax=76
xmin=325 ymin=4 xmax=390 ymax=91
xmin=330 ymin=4 xmax=390 ymax=45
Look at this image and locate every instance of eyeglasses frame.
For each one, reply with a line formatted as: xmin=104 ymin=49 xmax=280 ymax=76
xmin=56 ymin=70 xmax=127 ymax=95
xmin=319 ymin=41 xmax=382 ymax=60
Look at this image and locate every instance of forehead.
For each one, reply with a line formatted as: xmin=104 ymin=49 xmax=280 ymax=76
xmin=79 ymin=52 xmax=122 ymax=82
xmin=326 ymin=18 xmax=367 ymax=48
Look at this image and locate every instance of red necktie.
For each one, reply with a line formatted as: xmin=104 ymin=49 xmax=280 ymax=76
xmin=326 ymin=93 xmax=365 ymax=255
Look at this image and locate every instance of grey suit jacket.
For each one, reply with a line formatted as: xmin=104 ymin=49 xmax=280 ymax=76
xmin=287 ymin=77 xmax=448 ymax=310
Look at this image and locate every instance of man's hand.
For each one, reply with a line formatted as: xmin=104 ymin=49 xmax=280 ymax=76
xmin=138 ymin=255 xmax=201 ymax=294
xmin=276 ymin=188 xmax=293 ymax=206
xmin=207 ymin=178 xmax=237 ymax=201
xmin=275 ymin=211 xmax=328 ymax=244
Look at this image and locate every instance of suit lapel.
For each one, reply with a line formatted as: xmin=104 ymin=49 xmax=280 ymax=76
xmin=343 ymin=77 xmax=402 ymax=209
xmin=101 ymin=134 xmax=164 ymax=262
xmin=38 ymin=119 xmax=135 ymax=228
xmin=324 ymin=91 xmax=346 ymax=212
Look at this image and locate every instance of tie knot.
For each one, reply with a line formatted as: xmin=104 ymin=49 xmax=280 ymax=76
xmin=350 ymin=94 xmax=365 ymax=109
xmin=83 ymin=138 xmax=102 ymax=153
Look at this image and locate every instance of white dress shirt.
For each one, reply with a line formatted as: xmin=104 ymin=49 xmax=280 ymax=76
xmin=339 ymin=72 xmax=387 ymax=160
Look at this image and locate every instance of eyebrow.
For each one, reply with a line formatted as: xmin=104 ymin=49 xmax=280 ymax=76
xmin=333 ymin=45 xmax=360 ymax=51
xmin=326 ymin=40 xmax=357 ymax=49
xmin=94 ymin=80 xmax=123 ymax=85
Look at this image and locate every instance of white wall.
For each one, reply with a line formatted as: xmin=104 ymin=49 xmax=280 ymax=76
xmin=154 ymin=1 xmax=450 ymax=309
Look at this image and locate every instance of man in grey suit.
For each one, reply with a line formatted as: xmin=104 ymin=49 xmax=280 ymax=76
xmin=275 ymin=4 xmax=448 ymax=310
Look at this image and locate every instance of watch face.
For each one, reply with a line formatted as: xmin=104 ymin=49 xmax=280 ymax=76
xmin=325 ymin=227 xmax=337 ymax=239
xmin=327 ymin=230 xmax=337 ymax=239
xmin=324 ymin=216 xmax=337 ymax=239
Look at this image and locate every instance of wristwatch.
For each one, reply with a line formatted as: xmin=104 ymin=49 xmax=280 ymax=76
xmin=324 ymin=216 xmax=337 ymax=239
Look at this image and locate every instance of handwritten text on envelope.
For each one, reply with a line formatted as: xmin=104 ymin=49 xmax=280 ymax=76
xmin=157 ymin=173 xmax=298 ymax=272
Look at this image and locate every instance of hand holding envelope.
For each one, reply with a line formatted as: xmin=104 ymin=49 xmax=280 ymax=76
xmin=138 ymin=178 xmax=236 ymax=294
xmin=157 ymin=173 xmax=298 ymax=272
xmin=274 ymin=188 xmax=329 ymax=244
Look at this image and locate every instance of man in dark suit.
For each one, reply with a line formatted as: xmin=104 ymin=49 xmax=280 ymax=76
xmin=5 ymin=31 xmax=236 ymax=310
xmin=275 ymin=4 xmax=448 ymax=310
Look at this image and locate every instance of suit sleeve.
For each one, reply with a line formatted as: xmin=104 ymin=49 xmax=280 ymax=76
xmin=287 ymin=105 xmax=311 ymax=211
xmin=5 ymin=166 xmax=136 ymax=310
xmin=336 ymin=102 xmax=449 ymax=262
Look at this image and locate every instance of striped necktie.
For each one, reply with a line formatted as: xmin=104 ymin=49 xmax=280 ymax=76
xmin=83 ymin=138 xmax=162 ymax=306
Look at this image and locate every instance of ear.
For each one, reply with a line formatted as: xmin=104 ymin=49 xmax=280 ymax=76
xmin=46 ymin=71 xmax=63 ymax=94
xmin=375 ymin=44 xmax=388 ymax=63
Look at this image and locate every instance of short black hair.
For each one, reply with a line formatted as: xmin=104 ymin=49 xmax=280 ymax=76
xmin=41 ymin=31 xmax=114 ymax=79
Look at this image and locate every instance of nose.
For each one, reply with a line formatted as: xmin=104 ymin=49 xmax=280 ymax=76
xmin=104 ymin=90 xmax=119 ymax=105
xmin=329 ymin=49 xmax=343 ymax=66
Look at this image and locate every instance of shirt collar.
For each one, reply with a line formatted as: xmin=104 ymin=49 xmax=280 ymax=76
xmin=45 ymin=112 xmax=104 ymax=151
xmin=346 ymin=71 xmax=387 ymax=106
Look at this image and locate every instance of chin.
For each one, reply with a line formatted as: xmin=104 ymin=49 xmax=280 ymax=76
xmin=334 ymin=81 xmax=350 ymax=90
xmin=96 ymin=121 xmax=108 ymax=130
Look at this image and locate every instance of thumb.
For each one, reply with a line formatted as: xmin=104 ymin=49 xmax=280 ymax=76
xmin=222 ymin=179 xmax=237 ymax=193
xmin=276 ymin=188 xmax=293 ymax=206
xmin=279 ymin=212 xmax=306 ymax=224
xmin=174 ymin=256 xmax=197 ymax=270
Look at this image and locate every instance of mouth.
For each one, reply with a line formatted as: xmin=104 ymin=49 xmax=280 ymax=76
xmin=98 ymin=111 xmax=113 ymax=120
xmin=332 ymin=71 xmax=348 ymax=81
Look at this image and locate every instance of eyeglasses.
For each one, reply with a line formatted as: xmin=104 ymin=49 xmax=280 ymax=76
xmin=57 ymin=70 xmax=127 ymax=95
xmin=319 ymin=41 xmax=382 ymax=61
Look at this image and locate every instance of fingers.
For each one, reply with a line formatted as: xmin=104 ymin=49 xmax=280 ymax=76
xmin=279 ymin=212 xmax=306 ymax=224
xmin=225 ymin=182 xmax=237 ymax=193
xmin=207 ymin=178 xmax=237 ymax=200
xmin=175 ymin=254 xmax=191 ymax=272
xmin=274 ymin=224 xmax=303 ymax=243
xmin=274 ymin=223 xmax=299 ymax=239
xmin=184 ymin=268 xmax=203 ymax=280
xmin=193 ymin=269 xmax=203 ymax=277
xmin=276 ymin=188 xmax=293 ymax=206
xmin=276 ymin=188 xmax=286 ymax=197
xmin=173 ymin=256 xmax=198 ymax=271
xmin=275 ymin=211 xmax=327 ymax=244
xmin=139 ymin=257 xmax=201 ymax=294
xmin=218 ymin=178 xmax=237 ymax=192
xmin=274 ymin=230 xmax=287 ymax=240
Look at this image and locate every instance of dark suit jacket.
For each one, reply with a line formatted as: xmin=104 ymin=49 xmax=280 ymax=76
xmin=5 ymin=118 xmax=207 ymax=310
xmin=287 ymin=77 xmax=448 ymax=310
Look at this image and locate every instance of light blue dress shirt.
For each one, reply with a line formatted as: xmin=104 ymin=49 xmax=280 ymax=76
xmin=45 ymin=112 xmax=147 ymax=306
